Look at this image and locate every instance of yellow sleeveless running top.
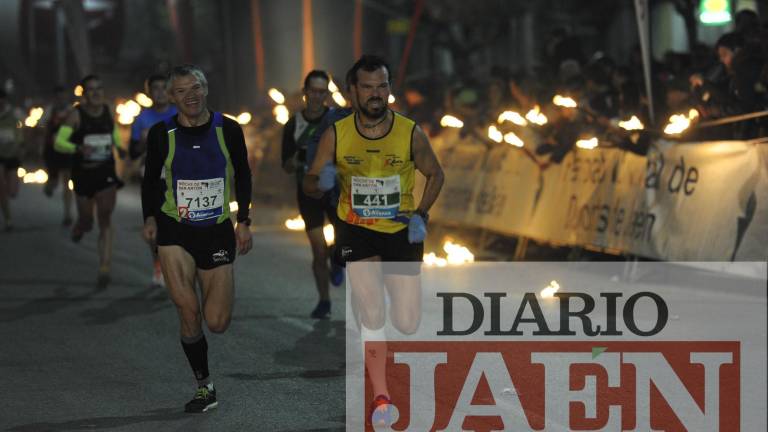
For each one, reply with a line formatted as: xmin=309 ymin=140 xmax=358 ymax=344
xmin=335 ymin=111 xmax=416 ymax=233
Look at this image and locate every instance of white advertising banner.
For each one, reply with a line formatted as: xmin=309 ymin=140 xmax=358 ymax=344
xmin=429 ymin=139 xmax=768 ymax=261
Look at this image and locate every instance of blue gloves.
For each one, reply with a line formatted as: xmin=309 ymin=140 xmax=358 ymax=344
xmin=318 ymin=163 xmax=336 ymax=192
xmin=408 ymin=214 xmax=427 ymax=244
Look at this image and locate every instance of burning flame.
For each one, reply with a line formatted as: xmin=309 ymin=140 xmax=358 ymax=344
xmin=553 ymin=95 xmax=577 ymax=108
xmin=440 ymin=115 xmax=464 ymax=128
xmin=68 ymin=180 xmax=74 ymax=191
xmin=444 ymin=240 xmax=475 ymax=265
xmin=504 ymin=132 xmax=524 ymax=147
xmin=328 ymin=80 xmax=339 ymax=93
xmin=540 ymin=280 xmax=560 ymax=298
xmin=268 ymin=88 xmax=285 ymax=104
xmin=135 ymin=92 xmax=153 ymax=108
xmin=576 ymin=137 xmax=598 ymax=149
xmin=388 ymin=94 xmax=395 ymax=104
xmin=525 ymin=105 xmax=547 ymax=125
xmin=423 ymin=252 xmax=448 ymax=267
xmin=488 ymin=125 xmax=503 ymax=143
xmin=285 ymin=215 xmax=305 ymax=231
xmin=423 ymin=240 xmax=475 ymax=267
xmin=273 ymin=105 xmax=290 ymax=125
xmin=332 ymin=92 xmax=347 ymax=107
xmin=323 ymin=224 xmax=335 ymax=244
xmin=24 ymin=107 xmax=44 ymax=128
xmin=663 ymin=109 xmax=699 ymax=135
xmin=74 ymin=85 xmax=83 ymax=97
xmin=618 ymin=115 xmax=644 ymax=131
xmin=497 ymin=111 xmax=527 ymax=126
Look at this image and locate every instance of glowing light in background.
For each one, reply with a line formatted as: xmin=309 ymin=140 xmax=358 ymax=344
xmin=540 ymin=280 xmax=561 ymax=298
xmin=576 ymin=137 xmax=599 ymax=149
xmin=553 ymin=95 xmax=578 ymax=108
xmin=24 ymin=107 xmax=44 ymax=127
xmin=487 ymin=125 xmax=503 ymax=143
xmin=423 ymin=252 xmax=448 ymax=267
xmin=285 ymin=215 xmax=305 ymax=231
xmin=323 ymin=224 xmax=335 ymax=244
xmin=268 ymin=88 xmax=285 ymax=104
xmin=273 ymin=105 xmax=290 ymax=125
xmin=135 ymin=92 xmax=153 ymax=108
xmin=504 ymin=131 xmax=524 ymax=147
xmin=116 ymin=100 xmax=142 ymax=125
xmin=23 ymin=169 xmax=49 ymax=184
xmin=440 ymin=115 xmax=464 ymax=128
xmin=525 ymin=105 xmax=547 ymax=125
xmin=663 ymin=109 xmax=699 ymax=135
xmin=236 ymin=112 xmax=252 ymax=125
xmin=497 ymin=110 xmax=527 ymax=126
xmin=332 ymin=92 xmax=347 ymax=107
xmin=444 ymin=240 xmax=475 ymax=265
xmin=618 ymin=115 xmax=644 ymax=131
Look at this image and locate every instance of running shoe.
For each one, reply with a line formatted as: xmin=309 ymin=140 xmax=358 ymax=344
xmin=368 ymin=394 xmax=394 ymax=427
xmin=330 ymin=262 xmax=344 ymax=286
xmin=185 ymin=384 xmax=217 ymax=413
xmin=310 ymin=300 xmax=331 ymax=319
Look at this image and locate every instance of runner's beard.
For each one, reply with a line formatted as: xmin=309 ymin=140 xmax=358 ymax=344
xmin=358 ymin=96 xmax=387 ymax=119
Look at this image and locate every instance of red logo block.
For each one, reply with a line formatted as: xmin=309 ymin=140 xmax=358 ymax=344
xmin=364 ymin=341 xmax=739 ymax=431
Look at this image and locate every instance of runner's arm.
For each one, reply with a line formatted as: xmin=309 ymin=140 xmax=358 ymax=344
xmin=412 ymin=125 xmax=444 ymax=214
xmin=280 ymin=116 xmax=297 ymax=173
xmin=303 ymin=126 xmax=335 ymax=196
xmin=53 ymin=109 xmax=80 ymax=154
xmin=223 ymin=118 xmax=253 ymax=223
xmin=113 ymin=124 xmax=127 ymax=158
xmin=141 ymin=122 xmax=166 ymax=221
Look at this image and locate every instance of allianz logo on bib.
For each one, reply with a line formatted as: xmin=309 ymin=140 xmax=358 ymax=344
xmin=361 ymin=208 xmax=394 ymax=218
xmin=212 ymin=250 xmax=229 ymax=263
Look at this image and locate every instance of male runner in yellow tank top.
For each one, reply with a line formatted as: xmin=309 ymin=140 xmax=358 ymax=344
xmin=304 ymin=55 xmax=444 ymax=427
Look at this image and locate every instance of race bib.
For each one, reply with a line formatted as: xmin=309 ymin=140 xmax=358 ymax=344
xmin=176 ymin=178 xmax=225 ymax=221
xmin=82 ymin=133 xmax=113 ymax=162
xmin=351 ymin=175 xmax=401 ymax=219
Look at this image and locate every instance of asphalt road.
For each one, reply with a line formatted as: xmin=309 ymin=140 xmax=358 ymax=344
xmin=1 ymin=182 xmax=346 ymax=431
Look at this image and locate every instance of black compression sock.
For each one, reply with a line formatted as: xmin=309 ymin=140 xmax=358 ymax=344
xmin=181 ymin=333 xmax=210 ymax=386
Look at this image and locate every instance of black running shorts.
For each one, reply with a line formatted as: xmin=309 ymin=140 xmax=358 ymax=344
xmin=156 ymin=213 xmax=236 ymax=270
xmin=296 ymin=185 xmax=336 ymax=231
xmin=72 ymin=162 xmax=120 ymax=198
xmin=334 ymin=221 xmax=423 ymax=275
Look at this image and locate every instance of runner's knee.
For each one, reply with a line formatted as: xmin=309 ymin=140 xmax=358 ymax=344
xmin=206 ymin=312 xmax=231 ymax=333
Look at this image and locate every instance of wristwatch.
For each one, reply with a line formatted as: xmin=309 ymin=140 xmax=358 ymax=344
xmin=415 ymin=209 xmax=429 ymax=223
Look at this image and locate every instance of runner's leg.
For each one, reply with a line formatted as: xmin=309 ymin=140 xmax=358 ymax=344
xmin=94 ymin=185 xmax=117 ymax=277
xmin=198 ymin=264 xmax=234 ymax=334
